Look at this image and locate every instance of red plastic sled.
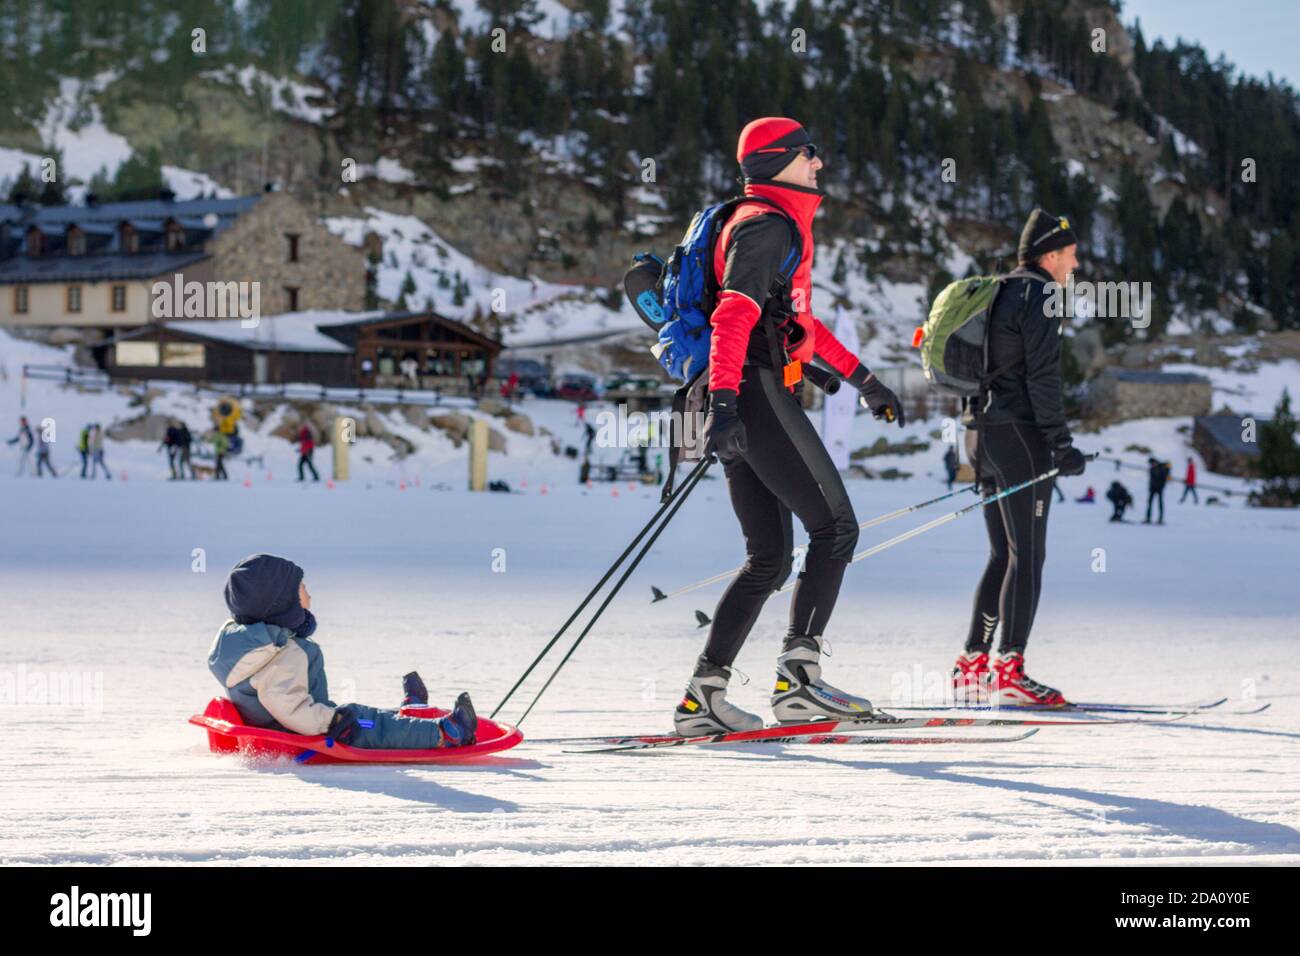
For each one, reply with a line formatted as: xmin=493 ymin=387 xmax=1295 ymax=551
xmin=189 ymin=697 xmax=523 ymax=764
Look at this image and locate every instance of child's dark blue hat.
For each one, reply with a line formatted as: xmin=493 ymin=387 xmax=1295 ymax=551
xmin=224 ymin=554 xmax=306 ymax=631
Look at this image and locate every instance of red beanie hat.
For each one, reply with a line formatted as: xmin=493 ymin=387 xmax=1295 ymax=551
xmin=736 ymin=117 xmax=811 ymax=180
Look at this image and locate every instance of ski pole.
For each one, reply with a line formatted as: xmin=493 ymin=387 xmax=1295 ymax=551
xmin=777 ymin=465 xmax=1073 ymax=590
xmin=491 ymin=455 xmax=711 ymax=719
xmin=514 ymin=456 xmax=711 ymax=726
xmin=650 ymin=483 xmax=979 ymax=604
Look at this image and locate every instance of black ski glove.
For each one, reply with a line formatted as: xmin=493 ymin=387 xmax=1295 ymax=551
xmin=848 ymin=365 xmax=905 ymax=428
xmin=1054 ymin=443 xmax=1087 ymax=477
xmin=327 ymin=706 xmax=360 ymax=743
xmin=703 ymin=389 xmax=747 ymax=463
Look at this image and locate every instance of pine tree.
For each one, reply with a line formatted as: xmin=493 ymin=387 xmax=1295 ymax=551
xmin=1250 ymin=390 xmax=1300 ymax=506
xmin=397 ymin=270 xmax=416 ymax=310
xmin=5 ymin=164 xmax=38 ymax=203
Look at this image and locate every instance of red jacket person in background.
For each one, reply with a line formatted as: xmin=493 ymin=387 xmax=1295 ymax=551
xmin=676 ymin=117 xmax=904 ymax=735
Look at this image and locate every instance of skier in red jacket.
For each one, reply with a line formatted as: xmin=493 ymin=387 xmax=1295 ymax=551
xmin=297 ymin=425 xmax=319 ymax=482
xmin=1180 ymin=457 xmax=1198 ymax=504
xmin=675 ymin=117 xmax=904 ymax=735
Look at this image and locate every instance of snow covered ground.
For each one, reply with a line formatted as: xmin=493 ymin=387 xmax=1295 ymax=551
xmin=2 ymin=328 xmax=1297 ymax=866
xmin=1 ymin=411 xmax=1297 ymax=864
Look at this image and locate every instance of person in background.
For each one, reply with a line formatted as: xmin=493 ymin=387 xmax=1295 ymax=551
xmin=177 ymin=421 xmax=194 ymax=479
xmin=1180 ymin=457 xmax=1198 ymax=504
xmin=297 ymin=423 xmax=319 ymax=482
xmin=400 ymin=355 xmax=419 ymax=386
xmin=77 ymin=424 xmax=91 ymax=478
xmin=34 ymin=427 xmax=58 ymax=478
xmin=1075 ymin=486 xmax=1095 ymax=503
xmin=501 ymin=370 xmax=520 ymax=406
xmin=89 ymin=424 xmax=112 ymax=480
xmin=1107 ymin=480 xmax=1133 ymax=522
xmin=160 ymin=421 xmax=182 ymax=479
xmin=211 ymin=429 xmax=230 ymax=481
xmin=7 ymin=416 xmax=34 ymax=476
xmin=1144 ymin=457 xmax=1170 ymax=525
xmin=943 ymin=444 xmax=958 ymax=490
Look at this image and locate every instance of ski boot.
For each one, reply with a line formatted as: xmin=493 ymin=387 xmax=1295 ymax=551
xmin=952 ymin=651 xmax=991 ymax=704
xmin=771 ymin=635 xmax=873 ymax=724
xmin=991 ymin=652 xmax=1067 ymax=706
xmin=437 ymin=692 xmax=478 ymax=747
xmin=674 ymin=656 xmax=764 ymax=735
xmin=401 ymin=671 xmax=429 ymax=707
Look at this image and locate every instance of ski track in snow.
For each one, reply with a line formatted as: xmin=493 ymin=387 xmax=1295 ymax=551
xmin=1 ymin=464 xmax=1297 ymax=866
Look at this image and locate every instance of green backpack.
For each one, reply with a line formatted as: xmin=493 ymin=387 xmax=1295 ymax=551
xmin=916 ymin=274 xmax=1044 ymax=398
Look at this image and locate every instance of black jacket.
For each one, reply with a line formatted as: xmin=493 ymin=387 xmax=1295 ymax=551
xmin=977 ymin=264 xmax=1071 ymax=449
xmin=1148 ymin=461 xmax=1170 ymax=491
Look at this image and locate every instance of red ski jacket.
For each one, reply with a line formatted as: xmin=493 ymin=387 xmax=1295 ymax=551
xmin=707 ymin=179 xmax=862 ymax=393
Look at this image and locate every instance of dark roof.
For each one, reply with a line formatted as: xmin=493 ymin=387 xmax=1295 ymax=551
xmin=0 ymin=195 xmax=260 ymax=227
xmin=0 ymin=251 xmax=209 ymax=283
xmin=0 ymin=195 xmax=261 ymax=285
xmin=1194 ymin=415 xmax=1264 ymax=456
xmin=1102 ymin=368 xmax=1210 ymax=386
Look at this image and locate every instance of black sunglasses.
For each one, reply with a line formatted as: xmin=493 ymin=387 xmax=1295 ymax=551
xmin=756 ymin=143 xmax=818 ymax=160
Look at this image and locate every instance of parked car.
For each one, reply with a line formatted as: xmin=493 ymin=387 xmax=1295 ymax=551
xmin=555 ymin=373 xmax=599 ymax=402
xmin=602 ymin=372 xmax=662 ymax=396
xmin=495 ymin=358 xmax=552 ymax=396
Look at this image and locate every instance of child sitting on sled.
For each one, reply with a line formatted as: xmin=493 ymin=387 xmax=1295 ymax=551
xmin=207 ymin=553 xmax=477 ymax=749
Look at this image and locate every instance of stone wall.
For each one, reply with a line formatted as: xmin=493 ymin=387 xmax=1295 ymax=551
xmin=194 ymin=193 xmax=369 ymax=314
xmin=1085 ymin=369 xmax=1212 ymax=425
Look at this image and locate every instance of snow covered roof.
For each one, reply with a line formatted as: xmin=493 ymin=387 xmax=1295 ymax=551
xmin=164 ymin=313 xmax=368 ymax=353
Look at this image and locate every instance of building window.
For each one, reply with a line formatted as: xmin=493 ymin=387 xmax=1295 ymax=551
xmin=114 ymin=341 xmax=160 ymax=367
xmin=67 ymin=230 xmax=86 ymax=256
xmin=120 ymin=225 xmax=139 ymax=253
xmin=25 ymin=230 xmax=43 ymax=256
xmin=285 ymin=286 xmax=299 ymax=311
xmin=285 ymin=233 xmax=300 ymax=263
xmin=166 ymin=224 xmax=185 ymax=251
xmin=111 ymin=285 xmax=127 ymax=312
xmin=14 ymin=286 xmax=29 ymax=314
xmin=162 ymin=343 xmax=205 ymax=367
xmin=67 ymin=285 xmax=82 ymax=313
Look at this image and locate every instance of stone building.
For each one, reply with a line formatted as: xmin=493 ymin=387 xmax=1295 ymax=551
xmin=0 ymin=191 xmax=373 ymax=342
xmin=1192 ymin=415 xmax=1264 ymax=478
xmin=1085 ymin=368 xmax=1212 ymax=425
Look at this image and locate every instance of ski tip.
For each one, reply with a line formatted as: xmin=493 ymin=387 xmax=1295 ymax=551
xmin=694 ymin=610 xmax=711 ymax=628
xmin=650 ymin=586 xmax=667 ymax=602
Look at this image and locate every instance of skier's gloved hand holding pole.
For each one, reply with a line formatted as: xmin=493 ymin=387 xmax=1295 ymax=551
xmin=847 ymin=364 xmax=905 ymax=428
xmin=1053 ymin=442 xmax=1088 ymax=476
xmin=703 ymin=388 xmax=747 ymax=463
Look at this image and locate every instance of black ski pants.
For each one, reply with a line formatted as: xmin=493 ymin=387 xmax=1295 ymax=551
xmin=703 ymin=365 xmax=859 ymax=668
xmin=966 ymin=422 xmax=1053 ymax=657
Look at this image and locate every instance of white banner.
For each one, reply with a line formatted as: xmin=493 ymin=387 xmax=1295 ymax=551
xmin=821 ymin=306 xmax=859 ymax=471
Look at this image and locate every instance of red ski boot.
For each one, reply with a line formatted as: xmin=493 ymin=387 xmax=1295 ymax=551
xmin=952 ymin=651 xmax=991 ymax=704
xmin=990 ymin=652 xmax=1067 ymax=706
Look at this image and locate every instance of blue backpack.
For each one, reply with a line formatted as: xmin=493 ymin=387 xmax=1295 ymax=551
xmin=623 ymin=195 xmax=801 ymax=383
